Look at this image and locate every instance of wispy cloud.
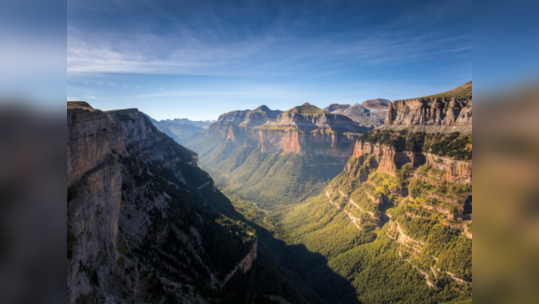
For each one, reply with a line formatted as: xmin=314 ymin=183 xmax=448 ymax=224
xmin=67 ymin=0 xmax=471 ymax=77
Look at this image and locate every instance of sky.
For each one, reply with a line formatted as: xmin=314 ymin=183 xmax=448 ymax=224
xmin=67 ymin=0 xmax=472 ymax=121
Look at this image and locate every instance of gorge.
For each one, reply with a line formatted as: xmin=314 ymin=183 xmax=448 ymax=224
xmin=67 ymin=82 xmax=472 ymax=304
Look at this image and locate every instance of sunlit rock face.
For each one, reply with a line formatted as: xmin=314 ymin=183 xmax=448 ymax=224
xmin=206 ymin=103 xmax=368 ymax=160
xmin=385 ymin=97 xmax=472 ymax=126
xmin=347 ymin=141 xmax=472 ymax=184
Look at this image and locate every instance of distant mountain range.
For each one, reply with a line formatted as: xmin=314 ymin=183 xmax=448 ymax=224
xmin=146 ymin=116 xmax=215 ymax=144
xmin=160 ymin=118 xmax=216 ymax=128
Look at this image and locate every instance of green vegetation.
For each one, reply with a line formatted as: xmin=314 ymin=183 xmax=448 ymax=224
xmin=193 ymin=142 xmax=344 ymax=208
xmin=67 ymin=186 xmax=78 ymax=203
xmin=253 ymin=125 xmax=301 ymax=132
xmin=421 ymin=81 xmax=472 ymax=99
xmin=283 ymin=103 xmax=328 ymax=115
xmin=360 ymin=130 xmax=472 ymax=161
xmin=219 ymin=143 xmax=473 ymax=303
xmin=181 ymin=116 xmax=472 ymax=303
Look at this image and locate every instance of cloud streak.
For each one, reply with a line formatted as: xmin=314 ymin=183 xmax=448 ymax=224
xmin=67 ymin=1 xmax=471 ymax=77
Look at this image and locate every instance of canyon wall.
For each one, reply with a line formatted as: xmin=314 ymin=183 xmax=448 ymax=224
xmin=67 ymin=102 xmax=257 ymax=303
xmin=205 ymin=103 xmax=365 ymax=160
xmin=385 ymin=97 xmax=472 ymax=126
xmin=347 ymin=141 xmax=472 ymax=184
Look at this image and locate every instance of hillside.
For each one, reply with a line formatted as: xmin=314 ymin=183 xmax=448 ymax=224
xmin=67 ymin=102 xmax=318 ymax=303
xmin=422 ymin=81 xmax=472 ymax=99
xmin=221 ymin=84 xmax=472 ymax=303
xmin=184 ymin=103 xmax=369 ymax=206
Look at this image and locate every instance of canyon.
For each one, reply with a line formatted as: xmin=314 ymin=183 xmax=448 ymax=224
xmin=67 ymin=102 xmax=314 ymax=303
xmin=67 ymin=81 xmax=473 ymax=304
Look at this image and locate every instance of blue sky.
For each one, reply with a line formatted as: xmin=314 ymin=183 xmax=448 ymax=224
xmin=67 ymin=0 xmax=472 ymax=121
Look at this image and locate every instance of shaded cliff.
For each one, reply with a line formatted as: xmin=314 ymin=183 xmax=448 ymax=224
xmin=67 ymin=102 xmax=314 ymax=303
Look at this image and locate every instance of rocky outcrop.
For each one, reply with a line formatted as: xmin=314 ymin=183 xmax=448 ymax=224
xmin=222 ymin=240 xmax=258 ymax=286
xmin=205 ymin=103 xmax=367 ymax=161
xmin=254 ymin=127 xmax=359 ymax=158
xmin=248 ymin=103 xmax=365 ymax=159
xmin=207 ymin=105 xmax=281 ymax=141
xmin=347 ymin=141 xmax=472 ymax=184
xmin=385 ymin=97 xmax=472 ymax=126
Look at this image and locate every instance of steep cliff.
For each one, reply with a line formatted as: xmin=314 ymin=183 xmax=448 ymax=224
xmin=206 ymin=105 xmax=282 ymax=143
xmin=249 ymin=103 xmax=366 ymax=158
xmin=383 ymin=82 xmax=472 ymax=134
xmin=66 ymin=102 xmax=284 ymax=303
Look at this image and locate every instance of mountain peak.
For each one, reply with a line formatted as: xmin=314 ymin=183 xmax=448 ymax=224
xmin=67 ymin=101 xmax=94 ymax=110
xmin=286 ymin=103 xmax=325 ymax=115
xmin=254 ymin=105 xmax=270 ymax=112
xmin=324 ymin=103 xmax=351 ymax=112
xmin=361 ymin=99 xmax=390 ymax=109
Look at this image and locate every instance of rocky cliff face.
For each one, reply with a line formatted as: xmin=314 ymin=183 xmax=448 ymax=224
xmin=347 ymin=141 xmax=472 ymax=184
xmin=385 ymin=97 xmax=472 ymax=126
xmin=383 ymin=82 xmax=472 ymax=134
xmin=250 ymin=103 xmax=367 ymax=159
xmin=203 ymin=103 xmax=366 ymax=160
xmin=323 ymin=119 xmax=472 ymax=293
xmin=67 ymin=102 xmax=258 ymax=303
xmin=206 ymin=105 xmax=282 ymax=145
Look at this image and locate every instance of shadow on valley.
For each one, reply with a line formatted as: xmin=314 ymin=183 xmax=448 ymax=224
xmin=221 ymin=202 xmax=361 ymax=304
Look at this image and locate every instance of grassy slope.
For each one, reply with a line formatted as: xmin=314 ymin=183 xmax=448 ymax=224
xmin=185 ymin=134 xmax=344 ymax=209
xmin=284 ymin=103 xmax=330 ymax=115
xmin=422 ymin=81 xmax=472 ymax=99
xmin=266 ymin=168 xmax=472 ymax=304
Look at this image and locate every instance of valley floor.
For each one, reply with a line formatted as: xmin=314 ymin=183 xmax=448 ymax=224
xmin=215 ymin=169 xmax=472 ymax=304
